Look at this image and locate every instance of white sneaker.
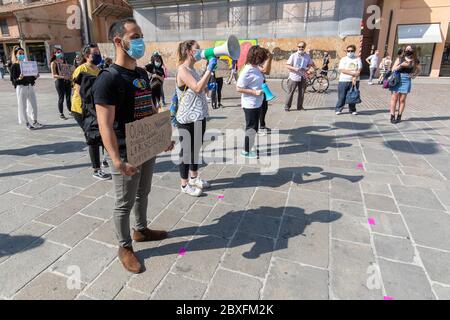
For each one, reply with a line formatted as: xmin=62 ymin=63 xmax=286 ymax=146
xmin=32 ymin=121 xmax=44 ymax=128
xmin=336 ymin=110 xmax=343 ymax=115
xmin=257 ymin=130 xmax=267 ymax=136
xmin=189 ymin=177 xmax=211 ymax=189
xmin=181 ymin=184 xmax=202 ymax=197
xmin=352 ymin=111 xmax=359 ymax=115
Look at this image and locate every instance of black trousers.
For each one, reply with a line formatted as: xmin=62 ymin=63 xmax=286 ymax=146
xmin=216 ymin=77 xmax=224 ymax=104
xmin=178 ymin=119 xmax=206 ymax=180
xmin=55 ymin=79 xmax=72 ymax=114
xmin=74 ymin=112 xmax=101 ymax=169
xmin=244 ymin=107 xmax=261 ymax=153
xmin=259 ymin=94 xmax=268 ymax=128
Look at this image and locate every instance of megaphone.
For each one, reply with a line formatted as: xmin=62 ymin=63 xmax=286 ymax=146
xmin=262 ymin=83 xmax=276 ymax=102
xmin=199 ymin=35 xmax=241 ymax=60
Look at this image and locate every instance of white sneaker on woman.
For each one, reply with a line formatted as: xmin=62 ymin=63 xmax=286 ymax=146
xmin=181 ymin=184 xmax=202 ymax=197
xmin=189 ymin=177 xmax=211 ymax=189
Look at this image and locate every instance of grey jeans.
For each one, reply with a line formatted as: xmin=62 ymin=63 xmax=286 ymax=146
xmin=285 ymin=77 xmax=307 ymax=109
xmin=111 ymin=157 xmax=156 ymax=248
xmin=369 ymin=68 xmax=377 ymax=82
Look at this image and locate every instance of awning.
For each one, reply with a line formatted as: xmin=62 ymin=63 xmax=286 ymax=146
xmin=92 ymin=3 xmax=133 ymax=18
xmin=398 ymin=24 xmax=442 ymax=44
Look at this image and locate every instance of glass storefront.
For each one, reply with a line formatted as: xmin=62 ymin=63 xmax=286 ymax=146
xmin=440 ymin=23 xmax=450 ymax=77
xmin=26 ymin=42 xmax=49 ymax=72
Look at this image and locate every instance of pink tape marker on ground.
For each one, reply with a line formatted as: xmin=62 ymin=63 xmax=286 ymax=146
xmin=178 ymin=248 xmax=186 ymax=256
xmin=384 ymin=296 xmax=394 ymax=300
xmin=368 ymin=218 xmax=376 ymax=225
xmin=357 ymin=163 xmax=364 ymax=169
xmin=217 ymin=195 xmax=224 ymax=199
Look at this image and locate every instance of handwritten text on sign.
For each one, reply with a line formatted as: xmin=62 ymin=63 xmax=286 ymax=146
xmin=19 ymin=61 xmax=38 ymax=77
xmin=125 ymin=110 xmax=172 ymax=167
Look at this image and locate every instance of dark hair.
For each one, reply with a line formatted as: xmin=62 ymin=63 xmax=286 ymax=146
xmin=50 ymin=48 xmax=64 ymax=64
xmin=177 ymin=40 xmax=197 ymax=64
xmin=346 ymin=45 xmax=357 ymax=51
xmin=81 ymin=43 xmax=99 ymax=64
xmin=151 ymin=54 xmax=164 ymax=67
xmin=108 ymin=17 xmax=137 ymax=42
xmin=401 ymin=45 xmax=419 ymax=71
xmin=245 ymin=45 xmax=269 ymax=66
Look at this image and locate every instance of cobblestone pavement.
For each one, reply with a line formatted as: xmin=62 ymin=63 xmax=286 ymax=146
xmin=0 ymin=76 xmax=449 ymax=300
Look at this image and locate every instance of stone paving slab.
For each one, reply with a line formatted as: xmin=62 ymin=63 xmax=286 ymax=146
xmin=1 ymin=79 xmax=449 ymax=299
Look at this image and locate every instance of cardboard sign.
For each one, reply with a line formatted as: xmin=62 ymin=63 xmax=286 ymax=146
xmin=19 ymin=61 xmax=38 ymax=77
xmin=125 ymin=110 xmax=172 ymax=167
xmin=58 ymin=63 xmax=74 ymax=79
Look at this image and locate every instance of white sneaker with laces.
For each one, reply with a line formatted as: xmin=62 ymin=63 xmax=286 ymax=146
xmin=32 ymin=121 xmax=44 ymax=128
xmin=181 ymin=184 xmax=202 ymax=197
xmin=336 ymin=111 xmax=343 ymax=115
xmin=93 ymin=169 xmax=112 ymax=181
xmin=352 ymin=111 xmax=359 ymax=115
xmin=189 ymin=177 xmax=210 ymax=189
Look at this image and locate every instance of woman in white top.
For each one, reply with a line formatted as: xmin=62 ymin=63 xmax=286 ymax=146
xmin=176 ymin=40 xmax=217 ymax=197
xmin=236 ymin=45 xmax=270 ymax=159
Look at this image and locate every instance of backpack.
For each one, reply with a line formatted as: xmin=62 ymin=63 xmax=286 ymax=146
xmin=74 ymin=66 xmax=146 ymax=145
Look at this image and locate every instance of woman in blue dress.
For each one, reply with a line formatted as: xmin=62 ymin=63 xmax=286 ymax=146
xmin=389 ymin=45 xmax=421 ymax=124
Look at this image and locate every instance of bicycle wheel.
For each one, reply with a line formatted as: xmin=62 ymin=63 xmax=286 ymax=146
xmin=281 ymin=78 xmax=290 ymax=93
xmin=328 ymin=69 xmax=338 ymax=81
xmin=306 ymin=77 xmax=315 ymax=93
xmin=312 ymin=76 xmax=329 ymax=93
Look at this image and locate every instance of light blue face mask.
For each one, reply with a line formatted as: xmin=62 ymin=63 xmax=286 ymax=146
xmin=17 ymin=54 xmax=26 ymax=61
xmin=347 ymin=52 xmax=356 ymax=59
xmin=124 ymin=38 xmax=145 ymax=60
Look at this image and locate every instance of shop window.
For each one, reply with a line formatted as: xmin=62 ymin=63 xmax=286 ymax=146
xmin=0 ymin=19 xmax=9 ymax=37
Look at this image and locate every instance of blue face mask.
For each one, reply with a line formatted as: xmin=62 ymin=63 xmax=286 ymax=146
xmin=347 ymin=52 xmax=356 ymax=59
xmin=124 ymin=38 xmax=145 ymax=60
xmin=92 ymin=53 xmax=102 ymax=65
xmin=56 ymin=53 xmax=64 ymax=59
xmin=17 ymin=54 xmax=26 ymax=61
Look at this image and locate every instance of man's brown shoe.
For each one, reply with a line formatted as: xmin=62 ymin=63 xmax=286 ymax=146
xmin=132 ymin=228 xmax=168 ymax=242
xmin=118 ymin=246 xmax=143 ymax=274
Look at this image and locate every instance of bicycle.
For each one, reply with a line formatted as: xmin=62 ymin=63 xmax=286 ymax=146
xmin=281 ymin=68 xmax=329 ymax=94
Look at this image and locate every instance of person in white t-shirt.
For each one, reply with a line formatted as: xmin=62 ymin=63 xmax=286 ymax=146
xmin=366 ymin=50 xmax=380 ymax=85
xmin=284 ymin=41 xmax=315 ymax=111
xmin=336 ymin=45 xmax=363 ymax=115
xmin=236 ymin=45 xmax=270 ymax=159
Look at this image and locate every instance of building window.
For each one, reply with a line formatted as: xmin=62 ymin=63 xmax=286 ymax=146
xmin=308 ymin=0 xmax=335 ymax=21
xmin=0 ymin=19 xmax=9 ymax=37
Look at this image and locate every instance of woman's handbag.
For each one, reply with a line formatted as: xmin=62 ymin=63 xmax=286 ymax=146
xmin=345 ymin=85 xmax=362 ymax=105
xmin=388 ymin=71 xmax=401 ymax=88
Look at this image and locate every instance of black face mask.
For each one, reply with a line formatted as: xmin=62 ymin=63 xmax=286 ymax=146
xmin=405 ymin=51 xmax=414 ymax=56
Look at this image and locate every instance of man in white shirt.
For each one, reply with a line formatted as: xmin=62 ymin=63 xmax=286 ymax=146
xmin=336 ymin=44 xmax=363 ymax=115
xmin=284 ymin=41 xmax=315 ymax=112
xmin=366 ymin=50 xmax=380 ymax=85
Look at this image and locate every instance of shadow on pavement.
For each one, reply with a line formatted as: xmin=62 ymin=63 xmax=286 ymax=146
xmin=0 ymin=233 xmax=45 ymax=258
xmin=137 ymin=207 xmax=342 ymax=263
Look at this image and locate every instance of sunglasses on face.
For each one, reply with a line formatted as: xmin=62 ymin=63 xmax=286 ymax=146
xmin=298 ymin=46 xmax=305 ymax=49
xmin=347 ymin=50 xmax=355 ymax=53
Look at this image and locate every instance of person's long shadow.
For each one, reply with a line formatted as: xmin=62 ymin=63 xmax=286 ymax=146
xmin=207 ymin=166 xmax=363 ymax=192
xmin=0 ymin=141 xmax=86 ymax=157
xmin=137 ymin=207 xmax=342 ymax=261
xmin=0 ymin=233 xmax=45 ymax=258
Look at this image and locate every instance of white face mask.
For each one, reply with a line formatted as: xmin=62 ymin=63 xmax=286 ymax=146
xmin=347 ymin=52 xmax=356 ymax=59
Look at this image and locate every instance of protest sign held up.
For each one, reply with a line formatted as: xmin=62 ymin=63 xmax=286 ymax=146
xmin=125 ymin=110 xmax=172 ymax=167
xmin=19 ymin=61 xmax=38 ymax=77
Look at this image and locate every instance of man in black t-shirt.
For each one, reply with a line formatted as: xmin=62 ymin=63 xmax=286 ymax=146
xmin=93 ymin=18 xmax=174 ymax=274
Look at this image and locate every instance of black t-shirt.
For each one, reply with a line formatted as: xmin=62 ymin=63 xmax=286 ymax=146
xmin=92 ymin=63 xmax=157 ymax=157
xmin=145 ymin=63 xmax=165 ymax=86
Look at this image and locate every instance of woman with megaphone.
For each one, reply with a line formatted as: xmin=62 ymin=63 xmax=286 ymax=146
xmin=236 ymin=45 xmax=271 ymax=159
xmin=176 ymin=40 xmax=217 ymax=197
